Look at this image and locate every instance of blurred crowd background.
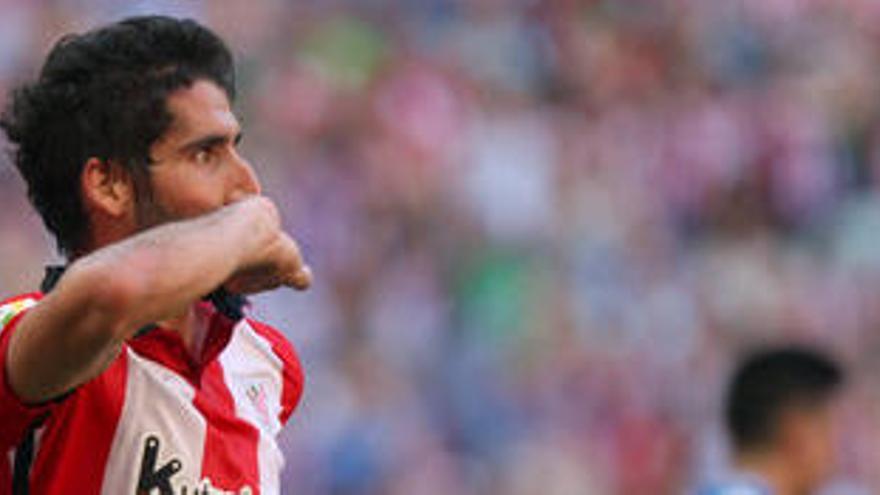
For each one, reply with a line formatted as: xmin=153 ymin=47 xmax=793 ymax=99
xmin=4 ymin=0 xmax=880 ymax=493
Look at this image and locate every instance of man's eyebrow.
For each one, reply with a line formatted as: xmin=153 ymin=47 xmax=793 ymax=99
xmin=178 ymin=131 xmax=243 ymax=153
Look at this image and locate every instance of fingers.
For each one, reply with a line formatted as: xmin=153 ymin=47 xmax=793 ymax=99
xmin=223 ymin=267 xmax=283 ymax=295
xmin=275 ymin=233 xmax=311 ymax=291
xmin=289 ymin=265 xmax=312 ymax=291
xmin=224 ymin=197 xmax=312 ymax=294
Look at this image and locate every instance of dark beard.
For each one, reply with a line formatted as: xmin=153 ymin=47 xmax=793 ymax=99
xmin=128 ymin=166 xmax=248 ymax=321
xmin=130 ymin=165 xmax=174 ymax=232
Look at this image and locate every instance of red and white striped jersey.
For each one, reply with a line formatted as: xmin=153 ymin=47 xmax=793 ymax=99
xmin=0 ymin=293 xmax=304 ymax=494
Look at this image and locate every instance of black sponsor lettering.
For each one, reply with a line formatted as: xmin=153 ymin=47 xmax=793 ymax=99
xmin=137 ymin=435 xmax=182 ymax=495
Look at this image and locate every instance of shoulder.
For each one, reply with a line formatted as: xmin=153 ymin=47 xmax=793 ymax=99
xmin=0 ymin=293 xmax=43 ymax=332
xmin=692 ymin=480 xmax=772 ymax=495
xmin=0 ymin=293 xmax=53 ymax=447
xmin=244 ymin=318 xmax=302 ymax=369
xmin=244 ymin=318 xmax=304 ymax=424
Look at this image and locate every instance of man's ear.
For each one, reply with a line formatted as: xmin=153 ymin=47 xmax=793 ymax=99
xmin=80 ymin=157 xmax=135 ymax=217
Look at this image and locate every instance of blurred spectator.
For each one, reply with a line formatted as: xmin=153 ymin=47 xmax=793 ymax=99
xmin=693 ymin=347 xmax=845 ymax=495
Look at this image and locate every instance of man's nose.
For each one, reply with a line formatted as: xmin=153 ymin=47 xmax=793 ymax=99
xmin=228 ymin=153 xmax=262 ymax=202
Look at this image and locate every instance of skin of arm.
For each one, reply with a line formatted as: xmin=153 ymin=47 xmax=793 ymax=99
xmin=5 ymin=195 xmax=307 ymax=404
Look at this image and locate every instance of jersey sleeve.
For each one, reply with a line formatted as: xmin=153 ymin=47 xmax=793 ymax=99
xmin=0 ymin=294 xmax=55 ymax=448
xmin=246 ymin=319 xmax=305 ymax=425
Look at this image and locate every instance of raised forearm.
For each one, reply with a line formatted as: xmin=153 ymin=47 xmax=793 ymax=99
xmin=6 ymin=196 xmax=293 ymax=403
xmin=65 ymin=197 xmax=278 ymax=336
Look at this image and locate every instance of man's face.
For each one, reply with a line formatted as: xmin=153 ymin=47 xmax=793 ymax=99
xmin=136 ymin=79 xmax=260 ymax=228
xmin=784 ymin=401 xmax=840 ymax=491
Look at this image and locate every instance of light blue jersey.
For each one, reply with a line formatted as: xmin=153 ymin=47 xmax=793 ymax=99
xmin=692 ymin=474 xmax=772 ymax=495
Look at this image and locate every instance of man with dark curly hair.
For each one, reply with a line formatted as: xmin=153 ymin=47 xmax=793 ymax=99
xmin=0 ymin=16 xmax=311 ymax=494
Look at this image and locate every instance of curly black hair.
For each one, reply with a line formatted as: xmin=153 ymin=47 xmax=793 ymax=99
xmin=1 ymin=15 xmax=236 ymax=255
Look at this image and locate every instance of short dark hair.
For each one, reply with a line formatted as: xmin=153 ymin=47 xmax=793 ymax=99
xmin=725 ymin=346 xmax=844 ymax=452
xmin=1 ymin=15 xmax=235 ymax=255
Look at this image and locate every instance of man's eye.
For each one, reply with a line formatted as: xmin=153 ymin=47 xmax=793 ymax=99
xmin=194 ymin=148 xmax=216 ymax=164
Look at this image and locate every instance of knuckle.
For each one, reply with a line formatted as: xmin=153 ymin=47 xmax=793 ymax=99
xmin=251 ymin=196 xmax=280 ymax=229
